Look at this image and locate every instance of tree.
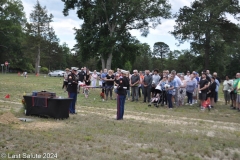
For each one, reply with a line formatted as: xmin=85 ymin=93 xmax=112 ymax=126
xmin=165 ymin=50 xmax=180 ymax=71
xmin=28 ymin=0 xmax=53 ymax=74
xmin=132 ymin=43 xmax=152 ymax=71
xmin=62 ymin=0 xmax=171 ymax=69
xmin=0 ymin=0 xmax=26 ymax=68
xmin=171 ymin=0 xmax=240 ymax=70
xmin=153 ymin=42 xmax=170 ymax=71
xmin=41 ymin=25 xmax=60 ymax=71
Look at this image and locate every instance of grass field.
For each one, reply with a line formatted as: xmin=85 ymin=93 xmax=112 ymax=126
xmin=0 ymin=73 xmax=240 ymax=160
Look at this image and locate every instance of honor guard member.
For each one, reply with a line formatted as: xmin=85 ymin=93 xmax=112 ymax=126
xmin=116 ymin=71 xmax=128 ymax=120
xmin=67 ymin=67 xmax=79 ymax=114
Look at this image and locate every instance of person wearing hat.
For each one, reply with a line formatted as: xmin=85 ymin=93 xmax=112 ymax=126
xmin=116 ymin=71 xmax=129 ymax=120
xmin=62 ymin=68 xmax=70 ymax=91
xmin=67 ymin=67 xmax=79 ymax=114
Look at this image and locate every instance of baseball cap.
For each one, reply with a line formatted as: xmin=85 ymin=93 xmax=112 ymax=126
xmin=72 ymin=67 xmax=78 ymax=71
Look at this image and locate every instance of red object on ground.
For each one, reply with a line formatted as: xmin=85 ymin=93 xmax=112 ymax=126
xmin=5 ymin=94 xmax=10 ymax=98
xmin=202 ymin=97 xmax=210 ymax=108
xmin=100 ymin=92 xmax=105 ymax=99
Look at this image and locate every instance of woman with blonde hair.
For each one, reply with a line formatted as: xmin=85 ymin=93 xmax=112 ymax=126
xmin=186 ymin=74 xmax=197 ymax=105
xmin=91 ymin=70 xmax=98 ymax=89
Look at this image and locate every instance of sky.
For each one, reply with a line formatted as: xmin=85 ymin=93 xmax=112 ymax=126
xmin=21 ymin=0 xmax=194 ymax=51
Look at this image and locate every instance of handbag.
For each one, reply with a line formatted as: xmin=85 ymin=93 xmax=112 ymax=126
xmin=179 ymin=89 xmax=183 ymax=94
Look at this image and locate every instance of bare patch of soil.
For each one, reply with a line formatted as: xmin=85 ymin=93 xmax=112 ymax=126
xmin=0 ymin=112 xmax=20 ymax=124
xmin=17 ymin=121 xmax=66 ymax=130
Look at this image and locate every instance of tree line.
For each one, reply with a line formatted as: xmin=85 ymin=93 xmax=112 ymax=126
xmin=1 ymin=0 xmax=240 ymax=78
xmin=0 ymin=0 xmax=74 ymax=73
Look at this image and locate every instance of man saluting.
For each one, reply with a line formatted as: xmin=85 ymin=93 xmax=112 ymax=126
xmin=67 ymin=68 xmax=78 ymax=114
xmin=116 ymin=71 xmax=129 ymax=120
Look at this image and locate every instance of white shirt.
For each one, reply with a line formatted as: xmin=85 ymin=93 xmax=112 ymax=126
xmin=223 ymin=80 xmax=233 ymax=91
xmin=184 ymin=75 xmax=190 ymax=81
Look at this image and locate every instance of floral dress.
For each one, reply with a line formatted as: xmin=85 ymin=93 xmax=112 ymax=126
xmin=178 ymin=80 xmax=186 ymax=106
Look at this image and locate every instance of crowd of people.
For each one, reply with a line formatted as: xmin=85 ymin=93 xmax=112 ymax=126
xmin=62 ymin=66 xmax=240 ymax=120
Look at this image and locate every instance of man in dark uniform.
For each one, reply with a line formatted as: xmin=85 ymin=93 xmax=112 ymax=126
xmin=67 ymin=67 xmax=79 ymax=114
xmin=116 ymin=71 xmax=129 ymax=120
xmin=78 ymin=67 xmax=86 ymax=93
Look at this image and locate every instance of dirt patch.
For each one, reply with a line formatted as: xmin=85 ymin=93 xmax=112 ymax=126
xmin=0 ymin=112 xmax=20 ymax=124
xmin=17 ymin=121 xmax=66 ymax=130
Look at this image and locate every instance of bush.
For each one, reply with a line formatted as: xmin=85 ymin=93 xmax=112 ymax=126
xmin=124 ymin=61 xmax=132 ymax=72
xmin=40 ymin=67 xmax=49 ymax=74
xmin=23 ymin=63 xmax=34 ymax=73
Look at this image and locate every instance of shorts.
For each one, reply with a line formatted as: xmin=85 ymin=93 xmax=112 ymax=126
xmin=199 ymin=92 xmax=207 ymax=101
xmin=193 ymin=89 xmax=198 ymax=97
xmin=64 ymin=81 xmax=68 ymax=86
xmin=237 ymin=94 xmax=240 ymax=103
xmin=232 ymin=93 xmax=237 ymax=101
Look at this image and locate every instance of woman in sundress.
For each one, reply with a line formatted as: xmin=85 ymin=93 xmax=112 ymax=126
xmin=178 ymin=75 xmax=187 ymax=106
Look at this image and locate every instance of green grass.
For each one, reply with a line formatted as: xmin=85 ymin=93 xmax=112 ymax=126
xmin=0 ymin=73 xmax=240 ymax=159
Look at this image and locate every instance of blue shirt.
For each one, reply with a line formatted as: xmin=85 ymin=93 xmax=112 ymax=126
xmin=215 ymin=79 xmax=220 ymax=92
xmin=101 ymin=72 xmax=107 ymax=83
xmin=167 ymin=80 xmax=176 ymax=94
xmin=186 ymin=80 xmax=197 ymax=93
xmin=160 ymin=81 xmax=168 ymax=91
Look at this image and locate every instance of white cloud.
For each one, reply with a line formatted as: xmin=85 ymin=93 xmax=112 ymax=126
xmin=21 ymin=0 xmax=194 ymax=51
xmin=21 ymin=0 xmax=80 ymax=49
xmin=51 ymin=19 xmax=81 ymax=35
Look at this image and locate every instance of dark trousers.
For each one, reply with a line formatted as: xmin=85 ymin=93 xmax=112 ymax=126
xmin=230 ymin=91 xmax=234 ymax=106
xmin=161 ymin=91 xmax=167 ymax=105
xmin=106 ymin=86 xmax=113 ymax=99
xmin=131 ymin=86 xmax=139 ymax=101
xmin=68 ymin=92 xmax=77 ymax=113
xmin=214 ymin=91 xmax=218 ymax=103
xmin=117 ymin=95 xmax=126 ymax=120
xmin=138 ymin=87 xmax=142 ymax=98
xmin=186 ymin=91 xmax=193 ymax=104
xmin=102 ymin=83 xmax=106 ymax=93
xmin=143 ymin=87 xmax=151 ymax=102
xmin=167 ymin=93 xmax=173 ymax=108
